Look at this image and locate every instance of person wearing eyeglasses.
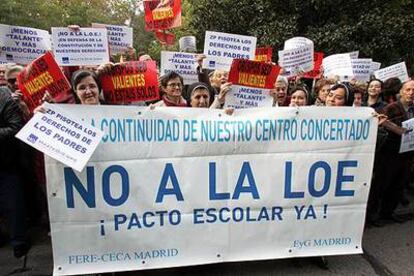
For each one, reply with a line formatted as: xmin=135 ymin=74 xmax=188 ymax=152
xmin=154 ymin=71 xmax=187 ymax=107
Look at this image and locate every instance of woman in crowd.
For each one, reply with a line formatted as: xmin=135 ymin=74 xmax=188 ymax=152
xmin=365 ymin=79 xmax=386 ymax=112
xmin=270 ymin=76 xmax=290 ymax=106
xmin=325 ymin=83 xmax=354 ymax=107
xmin=312 ymin=79 xmax=334 ymax=106
xmin=154 ymin=71 xmax=187 ymax=107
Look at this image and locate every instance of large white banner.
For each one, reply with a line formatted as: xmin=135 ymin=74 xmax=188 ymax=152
xmin=160 ymin=51 xmax=198 ymax=85
xmin=46 ymin=105 xmax=377 ymax=275
xmin=0 ymin=24 xmax=51 ymax=64
xmin=51 ymin=27 xmax=109 ymax=66
xmin=203 ymin=31 xmax=257 ymax=71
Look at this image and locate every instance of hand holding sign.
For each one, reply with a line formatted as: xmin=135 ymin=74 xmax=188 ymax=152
xmin=17 ymin=52 xmax=71 ymax=112
xmin=99 ymin=60 xmax=159 ymax=104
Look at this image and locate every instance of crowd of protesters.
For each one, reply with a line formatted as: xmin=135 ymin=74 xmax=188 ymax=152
xmin=0 ymin=27 xmax=413 ymax=267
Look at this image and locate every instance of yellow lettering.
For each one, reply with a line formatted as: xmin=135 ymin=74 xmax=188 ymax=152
xmin=152 ymin=7 xmax=174 ymax=20
xmin=238 ymin=73 xmax=266 ymax=88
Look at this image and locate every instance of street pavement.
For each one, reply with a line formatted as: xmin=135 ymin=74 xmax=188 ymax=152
xmin=1 ymin=202 xmax=413 ymax=276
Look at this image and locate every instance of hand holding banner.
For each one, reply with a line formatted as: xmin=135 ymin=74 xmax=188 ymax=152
xmin=100 ymin=61 xmax=159 ymax=104
xmin=17 ymin=52 xmax=71 ymax=112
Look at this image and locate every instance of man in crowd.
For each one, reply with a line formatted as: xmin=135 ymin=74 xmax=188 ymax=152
xmin=0 ymin=86 xmax=30 ymax=258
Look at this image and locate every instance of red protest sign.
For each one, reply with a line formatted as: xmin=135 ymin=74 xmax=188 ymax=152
xmin=228 ymin=59 xmax=280 ymax=89
xmin=100 ymin=61 xmax=159 ymax=104
xmin=144 ymin=0 xmax=182 ymax=31
xmin=154 ymin=30 xmax=175 ymax=45
xmin=255 ymin=47 xmax=273 ymax=62
xmin=304 ymin=52 xmax=324 ymax=79
xmin=17 ymin=52 xmax=71 ymax=112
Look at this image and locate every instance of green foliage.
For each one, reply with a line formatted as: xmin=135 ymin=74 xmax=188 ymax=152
xmin=187 ymin=0 xmax=414 ymax=74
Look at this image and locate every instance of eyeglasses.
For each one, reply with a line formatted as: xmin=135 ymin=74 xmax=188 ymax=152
xmin=7 ymin=78 xmax=17 ymax=85
xmin=167 ymin=83 xmax=182 ymax=88
xmin=77 ymin=84 xmax=98 ymax=92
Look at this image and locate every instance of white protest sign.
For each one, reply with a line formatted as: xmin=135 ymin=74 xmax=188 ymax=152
xmin=351 ymin=58 xmax=372 ymax=82
xmin=92 ymin=23 xmax=133 ymax=55
xmin=400 ymin=118 xmax=414 ymax=153
xmin=179 ymin=36 xmax=196 ymax=52
xmin=224 ymin=85 xmax=273 ymax=109
xmin=374 ymin=62 xmax=409 ymax=83
xmin=16 ymin=103 xmax=103 ymax=172
xmin=370 ymin=62 xmax=381 ymax=74
xmin=0 ymin=24 xmax=51 ymax=64
xmin=45 ymin=105 xmax=377 ymax=276
xmin=348 ymin=51 xmax=359 ymax=59
xmin=278 ymin=44 xmax=314 ymax=77
xmin=323 ymin=53 xmax=353 ymax=79
xmin=51 ymin=27 xmax=109 ymax=66
xmin=160 ymin=51 xmax=198 ymax=85
xmin=284 ymin=36 xmax=313 ymax=50
xmin=203 ymin=31 xmax=257 ymax=71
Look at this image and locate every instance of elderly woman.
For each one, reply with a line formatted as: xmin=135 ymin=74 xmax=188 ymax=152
xmin=270 ymin=76 xmax=290 ymax=106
